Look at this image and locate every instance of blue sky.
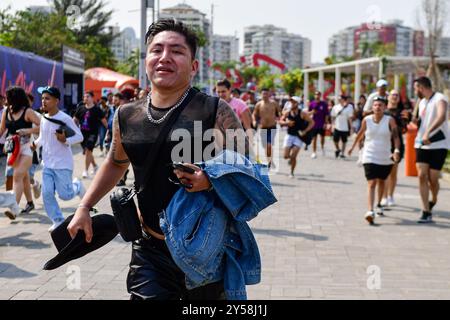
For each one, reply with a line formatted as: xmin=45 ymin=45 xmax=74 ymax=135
xmin=2 ymin=0 xmax=444 ymax=62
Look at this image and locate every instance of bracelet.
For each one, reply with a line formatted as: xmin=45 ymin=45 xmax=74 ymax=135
xmin=394 ymin=149 xmax=401 ymax=154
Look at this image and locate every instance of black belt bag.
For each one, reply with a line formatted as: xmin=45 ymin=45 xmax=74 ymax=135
xmin=110 ymin=89 xmax=195 ymax=242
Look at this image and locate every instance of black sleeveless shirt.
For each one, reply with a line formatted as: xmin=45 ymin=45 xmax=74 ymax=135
xmin=287 ymin=110 xmax=304 ymax=137
xmin=5 ymin=107 xmax=33 ymax=136
xmin=118 ymin=88 xmax=218 ymax=233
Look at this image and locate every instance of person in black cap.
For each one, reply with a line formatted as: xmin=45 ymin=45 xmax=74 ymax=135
xmin=67 ymin=19 xmax=250 ymax=300
xmin=34 ymin=86 xmax=85 ymax=232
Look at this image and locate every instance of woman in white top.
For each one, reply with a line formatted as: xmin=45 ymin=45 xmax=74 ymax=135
xmin=349 ymin=97 xmax=401 ymax=225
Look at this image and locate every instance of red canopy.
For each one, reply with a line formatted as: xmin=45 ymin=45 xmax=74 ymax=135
xmin=84 ymin=68 xmax=139 ymax=90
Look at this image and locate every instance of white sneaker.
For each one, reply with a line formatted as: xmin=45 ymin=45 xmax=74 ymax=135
xmin=32 ymin=181 xmax=41 ymax=199
xmin=82 ymin=170 xmax=89 ymax=179
xmin=1 ymin=192 xmax=20 ymax=220
xmin=73 ymin=178 xmax=86 ymax=199
xmin=375 ymin=206 xmax=384 ymax=217
xmin=48 ymin=220 xmax=64 ymax=233
xmin=387 ymin=196 xmax=395 ymax=207
xmin=289 ymin=173 xmax=295 ymax=179
xmin=380 ymin=198 xmax=388 ymax=207
xmin=311 ymin=153 xmax=317 ymax=159
xmin=365 ymin=211 xmax=375 ymax=225
xmin=90 ymin=165 xmax=99 ymax=176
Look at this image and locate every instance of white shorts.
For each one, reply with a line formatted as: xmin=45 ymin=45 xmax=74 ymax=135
xmin=284 ymin=135 xmax=304 ymax=149
xmin=20 ymin=142 xmax=33 ymax=157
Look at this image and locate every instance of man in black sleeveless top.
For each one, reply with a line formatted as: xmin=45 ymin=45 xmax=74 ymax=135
xmin=67 ymin=20 xmax=250 ymax=300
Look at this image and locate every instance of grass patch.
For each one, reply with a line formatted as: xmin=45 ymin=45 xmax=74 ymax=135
xmin=445 ymin=152 xmax=450 ymax=173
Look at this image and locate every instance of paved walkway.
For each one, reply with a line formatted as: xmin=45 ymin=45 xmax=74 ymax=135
xmin=1 ymin=132 xmax=450 ymax=300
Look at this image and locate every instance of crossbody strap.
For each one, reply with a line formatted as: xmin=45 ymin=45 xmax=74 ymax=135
xmin=135 ymin=88 xmax=198 ymax=194
xmin=43 ymin=115 xmax=66 ymax=126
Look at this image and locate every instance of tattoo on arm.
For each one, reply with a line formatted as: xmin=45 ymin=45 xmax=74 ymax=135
xmin=108 ymin=111 xmax=130 ymax=166
xmin=214 ymin=100 xmax=251 ymax=156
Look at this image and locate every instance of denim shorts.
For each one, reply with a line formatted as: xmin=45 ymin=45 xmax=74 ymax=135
xmin=127 ymin=231 xmax=226 ymax=300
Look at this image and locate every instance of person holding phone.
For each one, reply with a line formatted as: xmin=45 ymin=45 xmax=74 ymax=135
xmin=413 ymin=77 xmax=449 ymax=224
xmin=67 ymin=19 xmax=250 ymax=300
xmin=33 ymin=87 xmax=84 ymax=232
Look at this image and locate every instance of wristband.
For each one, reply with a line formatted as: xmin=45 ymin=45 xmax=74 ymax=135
xmin=394 ymin=149 xmax=401 ymax=154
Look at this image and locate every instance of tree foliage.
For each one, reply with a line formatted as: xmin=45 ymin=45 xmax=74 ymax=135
xmin=280 ymin=69 xmax=303 ymax=96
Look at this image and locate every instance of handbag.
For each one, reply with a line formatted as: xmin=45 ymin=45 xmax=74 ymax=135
xmin=110 ymin=89 xmax=197 ymax=242
xmin=43 ymin=116 xmax=77 ymax=138
xmin=5 ymin=135 xmax=21 ymax=166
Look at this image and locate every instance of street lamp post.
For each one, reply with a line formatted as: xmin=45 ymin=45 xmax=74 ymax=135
xmin=139 ymin=0 xmax=148 ymax=89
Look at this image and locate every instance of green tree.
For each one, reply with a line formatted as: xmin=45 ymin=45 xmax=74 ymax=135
xmin=280 ymin=69 xmax=303 ymax=96
xmin=0 ymin=8 xmax=117 ymax=69
xmin=116 ymin=49 xmax=140 ymax=78
xmin=51 ymin=0 xmax=115 ymax=47
xmin=258 ymin=74 xmax=278 ymax=90
xmin=240 ymin=65 xmax=271 ymax=86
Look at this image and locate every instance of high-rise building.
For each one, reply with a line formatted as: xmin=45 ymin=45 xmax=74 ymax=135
xmin=160 ymin=3 xmax=211 ymax=85
xmin=244 ymin=25 xmax=312 ymax=71
xmin=211 ymin=35 xmax=240 ymax=81
xmin=329 ymin=20 xmax=426 ymax=59
xmin=424 ymin=37 xmax=450 ymax=57
xmin=110 ymin=26 xmax=139 ymax=63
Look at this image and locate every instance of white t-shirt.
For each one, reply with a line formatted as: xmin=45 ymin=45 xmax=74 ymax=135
xmin=331 ymin=104 xmax=354 ymax=132
xmin=415 ymin=92 xmax=449 ymax=150
xmin=34 ymin=111 xmax=83 ymax=170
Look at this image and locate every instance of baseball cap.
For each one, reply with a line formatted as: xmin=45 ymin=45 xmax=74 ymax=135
xmin=290 ymin=96 xmax=302 ymax=103
xmin=373 ymin=96 xmax=388 ymax=104
xmin=38 ymin=86 xmax=61 ymax=100
xmin=376 ymin=79 xmax=388 ymax=88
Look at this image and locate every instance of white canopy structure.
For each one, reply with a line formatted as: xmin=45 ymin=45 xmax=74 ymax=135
xmin=301 ymin=56 xmax=450 ymax=103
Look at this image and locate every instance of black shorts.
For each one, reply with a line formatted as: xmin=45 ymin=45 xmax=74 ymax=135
xmin=127 ymin=231 xmax=226 ymax=300
xmin=416 ymin=148 xmax=448 ymax=171
xmin=312 ymin=128 xmax=325 ymax=137
xmin=364 ymin=164 xmax=393 ymax=181
xmin=81 ymin=132 xmax=98 ymax=151
xmin=333 ymin=130 xmax=349 ymax=143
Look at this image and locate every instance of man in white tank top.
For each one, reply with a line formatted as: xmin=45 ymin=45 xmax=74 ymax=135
xmin=413 ymin=77 xmax=449 ymax=224
xmin=349 ymin=97 xmax=401 ymax=225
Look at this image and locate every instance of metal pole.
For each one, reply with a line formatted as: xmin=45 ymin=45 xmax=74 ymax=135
xmin=355 ymin=63 xmax=361 ymax=103
xmin=139 ymin=0 xmax=147 ymax=89
xmin=335 ymin=67 xmax=341 ymax=105
xmin=209 ymin=4 xmax=214 ymax=95
xmin=303 ymin=72 xmax=309 ymax=104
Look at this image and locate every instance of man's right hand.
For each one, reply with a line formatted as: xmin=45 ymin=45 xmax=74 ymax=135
xmin=67 ymin=208 xmax=93 ymax=243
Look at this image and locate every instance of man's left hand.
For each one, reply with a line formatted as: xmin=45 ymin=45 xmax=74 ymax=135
xmin=421 ymin=133 xmax=431 ymax=146
xmin=173 ymin=163 xmax=212 ymax=193
xmin=55 ymin=131 xmax=67 ymax=144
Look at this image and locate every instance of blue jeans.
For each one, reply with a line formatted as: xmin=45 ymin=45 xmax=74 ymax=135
xmin=98 ymin=126 xmax=107 ymax=151
xmin=42 ymin=168 xmax=81 ymax=224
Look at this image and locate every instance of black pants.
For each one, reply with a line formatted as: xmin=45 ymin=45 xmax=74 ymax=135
xmin=127 ymin=231 xmax=226 ymax=300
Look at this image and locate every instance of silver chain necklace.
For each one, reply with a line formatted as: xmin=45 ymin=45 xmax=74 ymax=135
xmin=146 ymin=87 xmax=191 ymax=125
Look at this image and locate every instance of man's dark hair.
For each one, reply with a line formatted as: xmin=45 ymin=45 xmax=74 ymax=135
xmin=216 ymin=79 xmax=232 ymax=90
xmin=145 ymin=19 xmax=199 ymax=59
xmin=100 ymin=96 xmax=108 ymax=102
xmin=414 ymin=76 xmax=433 ymax=89
xmin=6 ymin=86 xmax=30 ymax=113
xmin=113 ymin=93 xmax=124 ymax=100
xmin=232 ymin=88 xmax=241 ymax=95
xmin=261 ymin=88 xmax=270 ymax=92
xmin=85 ymin=91 xmax=94 ymax=98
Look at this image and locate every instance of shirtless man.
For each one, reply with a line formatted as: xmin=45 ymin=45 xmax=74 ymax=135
xmin=253 ymin=88 xmax=281 ymax=168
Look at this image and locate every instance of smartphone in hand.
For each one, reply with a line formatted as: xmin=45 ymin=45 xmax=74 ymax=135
xmin=171 ymin=162 xmax=196 ymax=174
